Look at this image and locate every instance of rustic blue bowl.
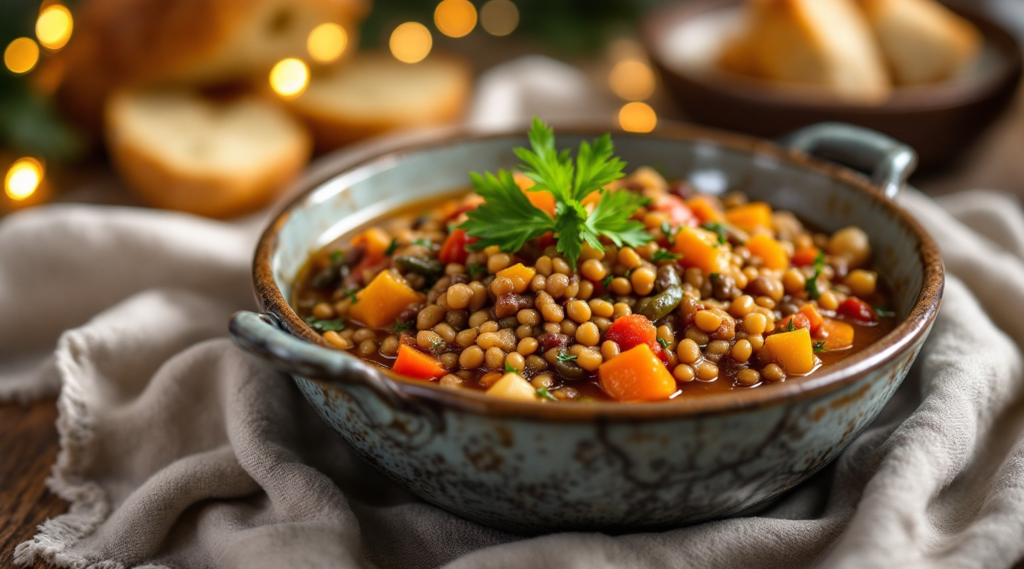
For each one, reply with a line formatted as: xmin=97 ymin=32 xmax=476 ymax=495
xmin=230 ymin=122 xmax=943 ymax=533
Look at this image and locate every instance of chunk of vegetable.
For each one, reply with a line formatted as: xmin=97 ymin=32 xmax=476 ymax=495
xmin=762 ymin=327 xmax=816 ymax=375
xmin=653 ymin=194 xmax=697 ymax=226
xmin=598 ymin=344 xmax=677 ymax=402
xmin=605 ymin=314 xmax=658 ymax=353
xmin=799 ymin=303 xmax=825 ymax=334
xmin=438 ymin=228 xmax=477 ymax=265
xmin=724 ymin=202 xmax=772 ymax=233
xmin=792 ymin=245 xmax=821 ymax=267
xmin=485 ymin=372 xmax=539 ymax=402
xmin=672 ymin=226 xmax=729 ymax=275
xmin=745 ymin=233 xmax=789 ymax=270
xmin=349 ymin=270 xmax=424 ymax=328
xmin=687 ymin=195 xmax=725 ymax=224
xmin=820 ymin=319 xmax=855 ymax=350
xmin=392 ymin=345 xmax=446 ymax=380
xmin=497 ymin=263 xmax=537 ymax=294
xmin=837 ymin=297 xmax=877 ymax=324
xmin=351 ymin=227 xmax=391 ymax=260
xmin=777 ymin=312 xmax=811 ymax=332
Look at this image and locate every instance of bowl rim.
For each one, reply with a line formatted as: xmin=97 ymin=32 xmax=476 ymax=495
xmin=641 ymin=0 xmax=1024 ymax=114
xmin=252 ymin=121 xmax=944 ymax=422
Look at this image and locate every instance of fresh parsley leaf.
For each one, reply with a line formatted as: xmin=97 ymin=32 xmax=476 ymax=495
xmin=343 ymin=289 xmax=360 ymax=304
xmin=601 ymin=274 xmax=614 ymax=288
xmin=556 ymin=352 xmax=577 ymax=362
xmin=431 ymin=338 xmax=445 ymax=349
xmin=505 ymin=363 xmax=518 ymax=374
xmin=384 ymin=238 xmax=398 ymax=256
xmin=466 ymin=262 xmax=486 ymax=276
xmin=412 ymin=237 xmax=433 ymax=248
xmin=813 ymin=340 xmax=827 ymax=353
xmin=328 ymin=250 xmax=344 ymax=261
xmin=805 ymin=252 xmax=827 ymax=300
xmin=661 ymin=221 xmax=678 ymax=245
xmin=458 ymin=118 xmax=652 ymax=268
xmin=701 ymin=222 xmax=728 ymax=245
xmin=813 ymin=252 xmax=827 ymax=273
xmin=652 ymin=250 xmax=682 ymax=262
xmin=785 ymin=320 xmax=797 ymax=332
xmin=392 ymin=320 xmax=414 ymax=332
xmin=657 ymin=337 xmax=671 ymax=349
xmin=536 ymin=387 xmax=558 ymax=401
xmin=304 ymin=316 xmax=346 ymax=332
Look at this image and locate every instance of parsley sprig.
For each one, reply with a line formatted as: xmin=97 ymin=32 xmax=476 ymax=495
xmin=459 ymin=118 xmax=652 ymax=268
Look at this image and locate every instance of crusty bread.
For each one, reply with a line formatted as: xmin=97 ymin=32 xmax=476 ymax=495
xmin=859 ymin=0 xmax=981 ymax=85
xmin=56 ymin=0 xmax=367 ymax=131
xmin=744 ymin=0 xmax=891 ymax=101
xmin=106 ymin=89 xmax=311 ymax=218
xmin=287 ymin=52 xmax=473 ymax=152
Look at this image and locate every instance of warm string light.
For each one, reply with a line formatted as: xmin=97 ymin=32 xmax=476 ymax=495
xmin=609 ymin=59 xmax=656 ymax=101
xmin=4 ymin=38 xmax=40 ymax=74
xmin=36 ymin=4 xmax=73 ymax=50
xmin=480 ymin=0 xmax=519 ymax=37
xmin=435 ymin=0 xmax=477 ymax=38
xmin=5 ymin=158 xmax=44 ymax=201
xmin=269 ymin=58 xmax=310 ymax=98
xmin=619 ymin=102 xmax=657 ymax=133
xmin=307 ymin=23 xmax=348 ymax=64
xmin=390 ymin=22 xmax=432 ymax=64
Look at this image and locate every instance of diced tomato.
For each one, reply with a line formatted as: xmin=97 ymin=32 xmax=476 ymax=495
xmin=606 ymin=314 xmax=658 ymax=353
xmin=438 ymin=229 xmax=477 ymax=265
xmin=838 ymin=297 xmax=877 ymax=324
xmin=792 ymin=246 xmax=821 ymax=267
xmin=653 ymin=194 xmax=697 ymax=227
xmin=392 ymin=345 xmax=446 ymax=380
xmin=777 ymin=312 xmax=812 ymax=331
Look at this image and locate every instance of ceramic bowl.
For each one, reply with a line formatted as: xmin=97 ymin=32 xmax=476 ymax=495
xmin=229 ymin=122 xmax=943 ymax=533
xmin=642 ymin=0 xmax=1023 ymax=172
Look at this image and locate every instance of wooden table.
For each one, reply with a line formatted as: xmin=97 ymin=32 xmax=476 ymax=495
xmin=1 ymin=90 xmax=1022 ymax=568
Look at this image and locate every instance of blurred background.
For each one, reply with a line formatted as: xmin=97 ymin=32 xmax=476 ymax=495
xmin=1 ymin=0 xmax=1022 ymax=218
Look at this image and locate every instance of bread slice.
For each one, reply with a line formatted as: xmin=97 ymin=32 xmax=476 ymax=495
xmin=56 ymin=0 xmax=368 ymax=131
xmin=741 ymin=0 xmax=892 ymax=102
xmin=858 ymin=0 xmax=981 ymax=85
xmin=287 ymin=53 xmax=473 ymax=151
xmin=106 ymin=89 xmax=311 ymax=218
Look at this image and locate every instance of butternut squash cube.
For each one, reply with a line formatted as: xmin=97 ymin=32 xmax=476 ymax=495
xmin=672 ymin=226 xmax=729 ymax=275
xmin=746 ymin=233 xmax=789 ymax=270
xmin=763 ymin=327 xmax=817 ymax=375
xmin=349 ymin=270 xmax=424 ymax=329
xmin=725 ymin=202 xmax=772 ymax=233
xmin=497 ymin=263 xmax=536 ymax=294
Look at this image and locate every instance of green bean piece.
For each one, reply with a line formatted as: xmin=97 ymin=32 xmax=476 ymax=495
xmin=394 ymin=255 xmax=444 ymax=276
xmin=638 ymin=285 xmax=683 ymax=321
xmin=552 ymin=353 xmax=588 ymax=380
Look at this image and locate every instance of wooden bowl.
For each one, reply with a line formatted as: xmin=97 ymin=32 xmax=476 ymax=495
xmin=642 ymin=0 xmax=1023 ymax=172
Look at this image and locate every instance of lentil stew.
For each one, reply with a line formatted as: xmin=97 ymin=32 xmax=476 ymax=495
xmin=292 ymin=120 xmax=895 ymax=403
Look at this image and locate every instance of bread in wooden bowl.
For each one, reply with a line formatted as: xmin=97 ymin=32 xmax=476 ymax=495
xmin=106 ymin=89 xmax=311 ymax=218
xmin=858 ymin=0 xmax=982 ymax=85
xmin=733 ymin=0 xmax=892 ymax=102
xmin=56 ymin=0 xmax=367 ymax=131
xmin=286 ymin=52 xmax=473 ymax=152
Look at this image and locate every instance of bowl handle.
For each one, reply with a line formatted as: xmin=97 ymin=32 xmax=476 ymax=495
xmin=782 ymin=123 xmax=917 ymax=200
xmin=229 ymin=310 xmax=441 ymax=448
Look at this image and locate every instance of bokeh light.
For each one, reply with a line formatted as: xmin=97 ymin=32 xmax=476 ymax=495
xmin=5 ymin=158 xmax=43 ymax=201
xmin=36 ymin=4 xmax=73 ymax=50
xmin=609 ymin=60 xmax=656 ymax=101
xmin=307 ymin=23 xmax=348 ymax=64
xmin=269 ymin=58 xmax=310 ymax=98
xmin=4 ymin=38 xmax=40 ymax=74
xmin=390 ymin=22 xmax=432 ymax=64
xmin=619 ymin=102 xmax=657 ymax=133
xmin=435 ymin=0 xmax=477 ymax=38
xmin=480 ymin=0 xmax=519 ymax=37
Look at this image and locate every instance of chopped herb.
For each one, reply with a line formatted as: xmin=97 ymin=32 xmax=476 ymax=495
xmin=505 ymin=363 xmax=518 ymax=374
xmin=412 ymin=237 xmax=433 ymax=248
xmin=343 ymin=288 xmax=360 ymax=304
xmin=874 ymin=305 xmax=892 ymax=318
xmin=392 ymin=320 xmax=415 ymax=332
xmin=657 ymin=337 xmax=671 ymax=349
xmin=652 ymin=249 xmax=683 ymax=262
xmin=466 ymin=262 xmax=486 ymax=276
xmin=304 ymin=316 xmax=346 ymax=332
xmin=813 ymin=340 xmax=827 ymax=353
xmin=536 ymin=387 xmax=558 ymax=401
xmin=813 ymin=252 xmax=827 ymax=273
xmin=805 ymin=252 xmax=827 ymax=300
xmin=328 ymin=250 xmax=344 ymax=261
xmin=459 ymin=118 xmax=652 ymax=268
xmin=384 ymin=238 xmax=399 ymax=256
xmin=601 ymin=274 xmax=614 ymax=288
xmin=556 ymin=352 xmax=578 ymax=362
xmin=431 ymin=338 xmax=445 ymax=349
xmin=702 ymin=222 xmax=728 ymax=245
xmin=785 ymin=320 xmax=797 ymax=332
xmin=661 ymin=221 xmax=678 ymax=245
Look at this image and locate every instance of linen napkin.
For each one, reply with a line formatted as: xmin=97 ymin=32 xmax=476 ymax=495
xmin=4 ymin=57 xmax=1024 ymax=569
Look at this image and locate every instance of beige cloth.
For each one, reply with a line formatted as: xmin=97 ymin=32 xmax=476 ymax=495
xmin=4 ymin=58 xmax=1024 ymax=568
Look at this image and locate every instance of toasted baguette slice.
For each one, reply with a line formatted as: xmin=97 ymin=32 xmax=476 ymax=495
xmin=288 ymin=53 xmax=472 ymax=151
xmin=743 ymin=0 xmax=891 ymax=102
xmin=106 ymin=90 xmax=311 ymax=218
xmin=57 ymin=0 xmax=368 ymax=131
xmin=859 ymin=0 xmax=981 ymax=85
